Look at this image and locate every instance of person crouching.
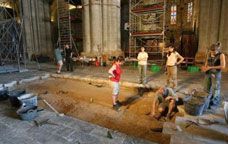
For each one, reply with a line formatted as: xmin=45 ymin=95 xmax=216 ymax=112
xmin=149 ymin=86 xmax=178 ymax=120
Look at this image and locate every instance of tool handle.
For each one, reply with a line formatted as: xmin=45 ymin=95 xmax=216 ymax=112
xmin=43 ymin=99 xmax=59 ymax=114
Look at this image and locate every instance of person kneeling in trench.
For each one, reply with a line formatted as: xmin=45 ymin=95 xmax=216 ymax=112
xmin=149 ymin=86 xmax=178 ymax=120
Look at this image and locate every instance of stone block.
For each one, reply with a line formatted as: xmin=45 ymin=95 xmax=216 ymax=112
xmin=90 ymin=128 xmax=125 ymax=144
xmin=170 ymin=133 xmax=202 ymax=144
xmin=68 ymin=130 xmax=102 ymax=144
xmin=162 ymin=122 xmax=182 ymax=135
xmin=40 ymin=74 xmax=50 ymax=80
xmin=4 ymin=81 xmax=17 ymax=89
xmin=54 ymin=126 xmax=76 ymax=138
xmin=123 ymin=136 xmax=156 ymax=144
xmin=18 ymin=76 xmax=40 ymax=84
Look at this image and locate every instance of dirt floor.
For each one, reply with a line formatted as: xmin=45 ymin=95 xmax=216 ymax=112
xmin=15 ymin=78 xmax=182 ymax=143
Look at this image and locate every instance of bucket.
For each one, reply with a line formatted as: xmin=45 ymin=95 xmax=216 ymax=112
xmin=187 ymin=66 xmax=199 ymax=73
xmin=17 ymin=105 xmax=38 ymax=121
xmin=224 ymin=101 xmax=228 ymax=124
xmin=0 ymin=87 xmax=8 ymax=101
xmin=183 ymin=89 xmax=207 ymax=116
xmin=132 ymin=61 xmax=138 ymax=68
xmin=184 ymin=97 xmax=205 ymax=116
xmin=8 ymin=90 xmax=26 ymax=107
xmin=18 ymin=94 xmax=37 ymax=106
xmin=150 ymin=65 xmax=161 ymax=73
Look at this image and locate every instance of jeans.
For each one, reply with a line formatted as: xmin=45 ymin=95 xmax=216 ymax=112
xmin=66 ymin=58 xmax=74 ymax=71
xmin=138 ymin=65 xmax=147 ymax=84
xmin=204 ymin=71 xmax=221 ymax=107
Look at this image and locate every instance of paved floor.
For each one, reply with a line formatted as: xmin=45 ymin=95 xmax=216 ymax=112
xmin=0 ymin=100 xmax=154 ymax=144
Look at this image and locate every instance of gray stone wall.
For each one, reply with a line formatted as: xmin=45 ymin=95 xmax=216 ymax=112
xmin=21 ymin=0 xmax=53 ymax=59
xmin=196 ymin=0 xmax=228 ymax=72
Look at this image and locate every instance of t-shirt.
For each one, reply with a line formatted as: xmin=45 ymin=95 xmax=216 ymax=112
xmin=166 ymin=52 xmax=181 ymax=66
xmin=54 ymin=48 xmax=62 ymax=61
xmin=65 ymin=48 xmax=72 ymax=59
xmin=108 ymin=64 xmax=122 ymax=82
xmin=137 ymin=52 xmax=148 ymax=65
xmin=157 ymin=87 xmax=177 ymax=102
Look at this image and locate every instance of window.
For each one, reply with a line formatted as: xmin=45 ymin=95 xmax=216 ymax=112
xmin=187 ymin=2 xmax=193 ymax=22
xmin=170 ymin=4 xmax=177 ymax=25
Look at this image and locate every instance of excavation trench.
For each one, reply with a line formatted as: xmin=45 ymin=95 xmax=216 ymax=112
xmin=19 ymin=78 xmax=170 ymax=143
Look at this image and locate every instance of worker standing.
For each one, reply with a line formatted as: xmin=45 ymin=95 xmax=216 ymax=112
xmin=137 ymin=47 xmax=148 ymax=84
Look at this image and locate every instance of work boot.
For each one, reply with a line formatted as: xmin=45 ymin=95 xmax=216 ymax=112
xmin=113 ymin=104 xmax=120 ymax=111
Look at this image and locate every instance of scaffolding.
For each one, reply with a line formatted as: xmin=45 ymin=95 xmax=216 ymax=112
xmin=128 ymin=0 xmax=166 ymax=64
xmin=57 ymin=0 xmax=80 ymax=56
xmin=0 ymin=1 xmax=26 ymax=73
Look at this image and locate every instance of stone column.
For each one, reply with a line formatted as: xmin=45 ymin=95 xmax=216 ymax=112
xmin=219 ymin=0 xmax=228 ymax=54
xmin=90 ymin=0 xmax=102 ymax=54
xmin=102 ymin=0 xmax=108 ymax=53
xmin=108 ymin=0 xmax=121 ymax=55
xmin=116 ymin=0 xmax=121 ymax=52
xmin=82 ymin=0 xmax=91 ymax=54
xmin=107 ymin=0 xmax=112 ymax=54
xmin=82 ymin=0 xmax=122 ymax=57
xmin=21 ymin=0 xmax=34 ymax=58
xmin=44 ymin=1 xmax=53 ymax=56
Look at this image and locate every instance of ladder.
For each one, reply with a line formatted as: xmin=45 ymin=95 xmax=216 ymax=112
xmin=57 ymin=0 xmax=72 ymax=49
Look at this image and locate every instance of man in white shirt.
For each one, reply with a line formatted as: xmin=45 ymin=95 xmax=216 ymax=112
xmin=137 ymin=47 xmax=148 ymax=84
xmin=166 ymin=45 xmax=184 ymax=89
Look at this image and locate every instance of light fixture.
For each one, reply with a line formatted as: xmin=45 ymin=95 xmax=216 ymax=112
xmin=69 ymin=4 xmax=76 ymax=10
xmin=76 ymin=5 xmax=82 ymax=9
xmin=0 ymin=3 xmax=12 ymax=9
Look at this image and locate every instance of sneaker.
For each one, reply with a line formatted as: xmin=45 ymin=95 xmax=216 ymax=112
xmin=113 ymin=104 xmax=120 ymax=111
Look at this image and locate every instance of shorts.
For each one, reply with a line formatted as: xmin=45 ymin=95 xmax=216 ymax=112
xmin=57 ymin=60 xmax=63 ymax=65
xmin=112 ymin=82 xmax=119 ymax=95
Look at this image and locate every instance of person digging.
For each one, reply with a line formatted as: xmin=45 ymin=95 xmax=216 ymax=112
xmin=148 ymin=86 xmax=178 ymax=120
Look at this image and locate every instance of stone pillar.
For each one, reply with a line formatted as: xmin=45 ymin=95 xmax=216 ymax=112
xmin=90 ymin=0 xmax=102 ymax=54
xmin=116 ymin=0 xmax=121 ymax=52
xmin=82 ymin=0 xmax=122 ymax=57
xmin=102 ymin=0 xmax=108 ymax=53
xmin=219 ymin=0 xmax=228 ymax=54
xmin=82 ymin=0 xmax=91 ymax=54
xmin=22 ymin=0 xmax=36 ymax=58
xmin=32 ymin=0 xmax=39 ymax=53
xmin=44 ymin=1 xmax=53 ymax=55
xmin=107 ymin=0 xmax=112 ymax=54
xmin=195 ymin=0 xmax=221 ymax=63
xmin=38 ymin=0 xmax=44 ymax=53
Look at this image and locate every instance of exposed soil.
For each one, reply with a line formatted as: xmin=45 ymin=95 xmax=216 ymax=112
xmin=18 ymin=78 xmax=176 ymax=143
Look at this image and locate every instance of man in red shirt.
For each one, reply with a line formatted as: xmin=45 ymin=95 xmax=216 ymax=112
xmin=108 ymin=56 xmax=124 ymax=111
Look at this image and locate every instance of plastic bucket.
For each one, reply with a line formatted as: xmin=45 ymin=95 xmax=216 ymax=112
xmin=0 ymin=87 xmax=8 ymax=101
xmin=184 ymin=100 xmax=205 ymax=116
xmin=187 ymin=66 xmax=199 ymax=73
xmin=17 ymin=105 xmax=38 ymax=121
xmin=18 ymin=94 xmax=37 ymax=106
xmin=150 ymin=65 xmax=161 ymax=73
xmin=8 ymin=90 xmax=26 ymax=107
